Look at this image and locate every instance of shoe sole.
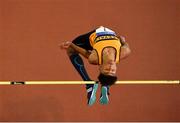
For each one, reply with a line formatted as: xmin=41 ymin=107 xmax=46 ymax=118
xmin=100 ymin=86 xmax=109 ymax=105
xmin=88 ymin=84 xmax=98 ymax=106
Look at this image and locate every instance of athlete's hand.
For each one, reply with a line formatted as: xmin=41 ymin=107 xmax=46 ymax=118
xmin=59 ymin=41 xmax=72 ymax=49
xmin=119 ymin=36 xmax=126 ymax=45
xmin=120 ymin=36 xmax=126 ymax=42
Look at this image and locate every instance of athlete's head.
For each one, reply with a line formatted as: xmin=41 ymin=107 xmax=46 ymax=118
xmin=98 ymin=73 xmax=117 ymax=86
xmin=98 ymin=61 xmax=117 ymax=86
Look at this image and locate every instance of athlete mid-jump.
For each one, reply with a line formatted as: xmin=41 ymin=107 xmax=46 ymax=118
xmin=60 ymin=26 xmax=131 ymax=106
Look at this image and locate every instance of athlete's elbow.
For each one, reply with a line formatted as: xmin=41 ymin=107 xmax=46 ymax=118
xmin=120 ymin=47 xmax=131 ymax=59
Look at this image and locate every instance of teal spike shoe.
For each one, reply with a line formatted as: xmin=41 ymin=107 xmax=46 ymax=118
xmin=87 ymin=83 xmax=99 ymax=106
xmin=100 ymin=86 xmax=109 ymax=105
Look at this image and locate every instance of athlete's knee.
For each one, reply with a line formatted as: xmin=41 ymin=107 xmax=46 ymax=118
xmin=66 ymin=46 xmax=77 ymax=56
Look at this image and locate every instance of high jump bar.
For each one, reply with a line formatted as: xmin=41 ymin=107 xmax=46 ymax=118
xmin=0 ymin=80 xmax=179 ymax=85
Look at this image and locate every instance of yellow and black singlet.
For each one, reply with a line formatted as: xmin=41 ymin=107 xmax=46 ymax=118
xmin=89 ymin=27 xmax=122 ymax=65
xmin=72 ymin=26 xmax=122 ymax=65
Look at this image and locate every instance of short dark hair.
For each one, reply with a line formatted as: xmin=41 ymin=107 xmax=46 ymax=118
xmin=98 ymin=73 xmax=117 ymax=86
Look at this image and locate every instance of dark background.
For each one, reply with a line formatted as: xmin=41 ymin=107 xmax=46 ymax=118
xmin=0 ymin=0 xmax=180 ymax=121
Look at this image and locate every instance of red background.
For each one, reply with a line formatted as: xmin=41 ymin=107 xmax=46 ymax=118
xmin=0 ymin=0 xmax=180 ymax=121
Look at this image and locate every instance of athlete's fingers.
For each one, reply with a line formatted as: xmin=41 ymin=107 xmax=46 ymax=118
xmin=59 ymin=43 xmax=65 ymax=49
xmin=64 ymin=41 xmax=71 ymax=46
xmin=120 ymin=36 xmax=126 ymax=42
xmin=59 ymin=42 xmax=72 ymax=49
xmin=58 ymin=43 xmax=64 ymax=49
xmin=63 ymin=42 xmax=71 ymax=48
xmin=59 ymin=42 xmax=67 ymax=49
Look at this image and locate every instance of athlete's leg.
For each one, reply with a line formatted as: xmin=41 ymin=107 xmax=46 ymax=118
xmin=66 ymin=30 xmax=98 ymax=106
xmin=67 ymin=47 xmax=92 ymax=88
xmin=67 ymin=47 xmax=98 ymax=106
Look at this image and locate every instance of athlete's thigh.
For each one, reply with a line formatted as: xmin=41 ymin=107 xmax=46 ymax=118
xmin=72 ymin=31 xmax=94 ymax=50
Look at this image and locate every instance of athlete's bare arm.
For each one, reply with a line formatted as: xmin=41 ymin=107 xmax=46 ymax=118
xmin=119 ymin=36 xmax=131 ymax=59
xmin=60 ymin=41 xmax=91 ymax=58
